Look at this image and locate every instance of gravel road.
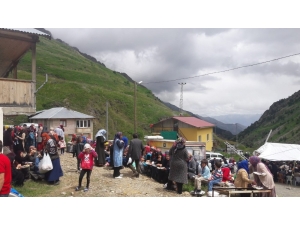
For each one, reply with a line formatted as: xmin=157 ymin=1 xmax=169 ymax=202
xmin=49 ymin=153 xmax=190 ymax=197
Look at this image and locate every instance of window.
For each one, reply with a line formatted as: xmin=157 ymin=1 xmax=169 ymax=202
xmin=207 ymin=134 xmax=209 ymax=141
xmin=198 ymin=135 xmax=201 ymax=142
xmin=60 ymin=120 xmax=67 ymax=127
xmin=76 ymin=120 xmax=91 ymax=128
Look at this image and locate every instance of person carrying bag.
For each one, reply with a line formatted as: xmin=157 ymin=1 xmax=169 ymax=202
xmin=38 ymin=152 xmax=53 ymax=174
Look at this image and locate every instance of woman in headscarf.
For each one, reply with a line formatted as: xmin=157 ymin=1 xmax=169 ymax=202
xmin=234 ymin=160 xmax=256 ymax=189
xmin=3 ymin=128 xmax=14 ymax=151
xmin=14 ymin=126 xmax=25 ymax=153
xmin=94 ymin=129 xmax=107 ymax=167
xmin=81 ymin=136 xmax=87 ymax=145
xmin=161 ymin=151 xmax=171 ymax=184
xmin=166 ymin=137 xmax=189 ymax=194
xmin=37 ymin=124 xmax=44 ymax=151
xmin=249 ymin=156 xmax=276 ymax=197
xmin=112 ymin=132 xmax=125 ymax=178
xmin=41 ymin=132 xmax=63 ymax=185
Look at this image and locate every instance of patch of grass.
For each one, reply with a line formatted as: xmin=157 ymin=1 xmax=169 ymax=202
xmin=183 ymin=179 xmax=208 ymax=193
xmin=13 ymin=180 xmax=58 ymax=197
xmin=183 ymin=180 xmax=194 ymax=192
xmin=4 ymin=115 xmax=28 ymax=126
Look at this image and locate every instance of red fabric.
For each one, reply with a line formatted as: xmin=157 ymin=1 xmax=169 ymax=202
xmin=78 ymin=150 xmax=98 ymax=170
xmin=0 ymin=154 xmax=12 ymax=195
xmin=37 ymin=143 xmax=44 ymax=151
xmin=144 ymin=146 xmax=151 ymax=153
xmin=221 ymin=167 xmax=231 ymax=182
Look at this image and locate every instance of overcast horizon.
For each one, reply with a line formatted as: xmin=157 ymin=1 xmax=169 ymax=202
xmin=47 ymin=28 xmax=300 ymax=117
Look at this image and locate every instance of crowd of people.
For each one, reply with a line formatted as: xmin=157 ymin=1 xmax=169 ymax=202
xmin=2 ymin=124 xmax=299 ymax=197
xmin=1 ymin=124 xmax=66 ymax=196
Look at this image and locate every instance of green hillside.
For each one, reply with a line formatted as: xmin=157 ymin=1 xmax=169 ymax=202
xmin=238 ymin=90 xmax=300 ymax=148
xmin=8 ymin=37 xmax=180 ymax=139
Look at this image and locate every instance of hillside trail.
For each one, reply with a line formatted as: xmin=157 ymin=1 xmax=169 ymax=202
xmin=47 ymin=153 xmax=191 ymax=197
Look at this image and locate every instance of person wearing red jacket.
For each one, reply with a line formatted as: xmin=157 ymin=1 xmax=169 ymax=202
xmin=75 ymin=143 xmax=98 ymax=192
xmin=221 ymin=165 xmax=232 ymax=182
xmin=0 ymin=141 xmax=12 ymax=197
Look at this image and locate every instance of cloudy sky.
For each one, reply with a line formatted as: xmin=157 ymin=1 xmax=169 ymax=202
xmin=46 ymin=28 xmax=300 ymax=117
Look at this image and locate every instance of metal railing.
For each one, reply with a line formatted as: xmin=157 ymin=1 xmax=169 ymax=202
xmin=224 ymin=141 xmax=247 ymax=160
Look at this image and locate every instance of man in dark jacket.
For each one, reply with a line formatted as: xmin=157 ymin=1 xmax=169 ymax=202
xmin=127 ymin=133 xmax=144 ymax=178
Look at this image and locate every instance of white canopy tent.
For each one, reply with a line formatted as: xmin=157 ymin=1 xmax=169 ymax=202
xmin=255 ymin=142 xmax=300 ymax=161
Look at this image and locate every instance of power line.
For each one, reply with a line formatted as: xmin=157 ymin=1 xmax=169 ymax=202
xmin=143 ymin=52 xmax=300 ymax=84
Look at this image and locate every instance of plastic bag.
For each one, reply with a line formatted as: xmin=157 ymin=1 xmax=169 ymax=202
xmin=127 ymin=157 xmax=132 ymax=165
xmin=207 ymin=191 xmax=219 ymax=197
xmin=38 ymin=152 xmax=53 ymax=174
xmin=9 ymin=188 xmax=24 ymax=197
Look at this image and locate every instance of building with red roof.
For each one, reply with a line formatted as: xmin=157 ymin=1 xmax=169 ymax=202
xmin=150 ymin=116 xmax=215 ymax=151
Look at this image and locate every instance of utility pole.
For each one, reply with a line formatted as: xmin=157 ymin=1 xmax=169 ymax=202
xmin=236 ymin=123 xmax=238 ymax=148
xmin=134 ymin=82 xmax=137 ymax=133
xmin=106 ymin=101 xmax=108 ymax=140
xmin=178 ymin=82 xmax=186 ymax=114
xmin=134 ymin=81 xmax=143 ymax=134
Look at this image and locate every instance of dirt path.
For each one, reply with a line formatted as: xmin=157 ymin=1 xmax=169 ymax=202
xmin=47 ymin=153 xmax=190 ymax=197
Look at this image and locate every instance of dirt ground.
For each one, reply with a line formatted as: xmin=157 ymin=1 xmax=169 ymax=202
xmin=49 ymin=153 xmax=190 ymax=197
xmin=46 ymin=153 xmax=300 ymax=197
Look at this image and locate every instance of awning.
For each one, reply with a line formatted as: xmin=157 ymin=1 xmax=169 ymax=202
xmin=256 ymin=142 xmax=300 ymax=161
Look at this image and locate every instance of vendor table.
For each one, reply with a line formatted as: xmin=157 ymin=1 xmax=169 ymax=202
xmin=212 ymin=186 xmax=271 ymax=197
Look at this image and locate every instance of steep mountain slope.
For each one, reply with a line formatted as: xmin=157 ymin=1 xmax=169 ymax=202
xmin=238 ymin=90 xmax=300 ymax=148
xmin=12 ymin=36 xmax=177 ymax=139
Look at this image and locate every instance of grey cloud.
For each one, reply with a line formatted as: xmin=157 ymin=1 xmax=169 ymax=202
xmin=46 ymin=28 xmax=300 ymax=116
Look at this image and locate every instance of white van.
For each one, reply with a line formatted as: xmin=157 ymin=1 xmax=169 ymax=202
xmin=206 ymin=152 xmax=224 ymax=171
xmin=206 ymin=152 xmax=223 ymax=160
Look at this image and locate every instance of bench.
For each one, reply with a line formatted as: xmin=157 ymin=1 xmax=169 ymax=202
xmin=212 ymin=187 xmax=271 ymax=197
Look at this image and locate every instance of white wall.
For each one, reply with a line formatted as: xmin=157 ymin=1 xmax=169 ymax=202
xmin=0 ymin=107 xmax=3 ymax=153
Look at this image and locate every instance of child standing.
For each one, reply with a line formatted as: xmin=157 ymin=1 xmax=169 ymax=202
xmin=75 ymin=143 xmax=98 ymax=192
xmin=58 ymin=136 xmax=66 ymax=155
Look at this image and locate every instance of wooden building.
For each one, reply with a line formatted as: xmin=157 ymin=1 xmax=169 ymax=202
xmin=0 ymin=28 xmax=51 ymax=147
xmin=0 ymin=28 xmax=51 ymax=115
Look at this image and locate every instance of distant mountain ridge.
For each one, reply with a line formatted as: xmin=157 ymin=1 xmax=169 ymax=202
xmin=211 ymin=114 xmax=262 ymax=127
xmin=196 ymin=115 xmax=246 ymax=135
